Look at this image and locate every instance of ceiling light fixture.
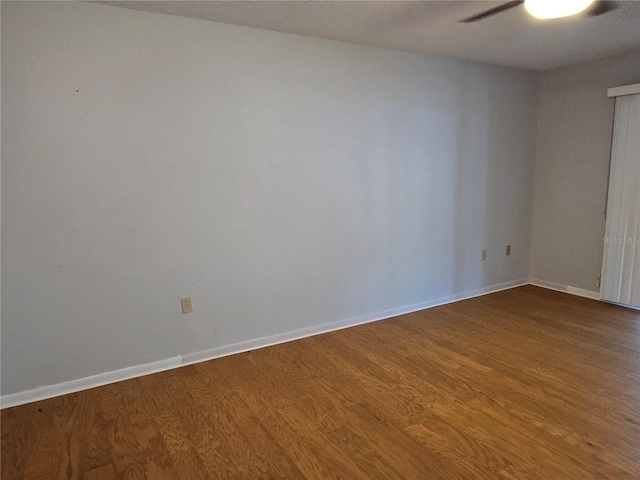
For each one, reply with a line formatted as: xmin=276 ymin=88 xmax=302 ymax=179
xmin=524 ymin=0 xmax=596 ymax=19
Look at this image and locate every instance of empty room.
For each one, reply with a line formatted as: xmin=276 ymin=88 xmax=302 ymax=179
xmin=2 ymin=0 xmax=640 ymax=478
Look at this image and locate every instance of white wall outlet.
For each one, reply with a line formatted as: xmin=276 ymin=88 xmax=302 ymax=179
xmin=481 ymin=249 xmax=487 ymax=261
xmin=181 ymin=297 xmax=193 ymax=314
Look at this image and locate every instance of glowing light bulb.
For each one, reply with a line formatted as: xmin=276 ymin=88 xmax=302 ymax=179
xmin=524 ymin=0 xmax=596 ymax=19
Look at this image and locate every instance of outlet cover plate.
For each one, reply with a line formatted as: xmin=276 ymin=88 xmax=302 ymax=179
xmin=181 ymin=297 xmax=193 ymax=314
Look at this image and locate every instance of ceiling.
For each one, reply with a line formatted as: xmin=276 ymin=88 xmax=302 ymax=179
xmin=97 ymin=1 xmax=640 ymax=71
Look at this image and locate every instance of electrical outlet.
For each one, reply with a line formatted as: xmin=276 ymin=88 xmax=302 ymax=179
xmin=481 ymin=249 xmax=487 ymax=261
xmin=506 ymin=245 xmax=511 ymax=256
xmin=181 ymin=297 xmax=193 ymax=314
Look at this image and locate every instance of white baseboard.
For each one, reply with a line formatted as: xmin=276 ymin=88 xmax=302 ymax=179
xmin=1 ymin=278 xmax=527 ymax=409
xmin=528 ymin=278 xmax=600 ymax=300
xmin=181 ymin=278 xmax=528 ymax=366
xmin=0 ymin=356 xmax=183 ymax=409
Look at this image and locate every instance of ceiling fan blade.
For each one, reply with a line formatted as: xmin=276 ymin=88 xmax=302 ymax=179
xmin=586 ymin=1 xmax=619 ymax=16
xmin=459 ymin=1 xmax=524 ymax=23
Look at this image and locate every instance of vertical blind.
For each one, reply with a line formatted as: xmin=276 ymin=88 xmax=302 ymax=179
xmin=601 ymin=92 xmax=640 ymax=307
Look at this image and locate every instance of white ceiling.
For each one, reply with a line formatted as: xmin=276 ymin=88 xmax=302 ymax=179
xmin=97 ymin=1 xmax=640 ymax=71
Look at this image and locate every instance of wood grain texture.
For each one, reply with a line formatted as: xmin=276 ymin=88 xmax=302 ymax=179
xmin=2 ymin=285 xmax=640 ymax=479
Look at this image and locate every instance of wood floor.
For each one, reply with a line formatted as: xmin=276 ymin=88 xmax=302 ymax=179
xmin=2 ymin=285 xmax=639 ymax=479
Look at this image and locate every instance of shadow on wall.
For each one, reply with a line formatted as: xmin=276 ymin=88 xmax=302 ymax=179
xmin=318 ymin=60 xmax=534 ymax=312
xmin=452 ymin=65 xmax=534 ymax=294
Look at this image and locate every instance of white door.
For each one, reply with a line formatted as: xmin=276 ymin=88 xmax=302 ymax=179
xmin=601 ymin=92 xmax=640 ymax=307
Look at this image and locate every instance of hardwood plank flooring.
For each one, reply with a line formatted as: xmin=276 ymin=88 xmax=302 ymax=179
xmin=2 ymin=285 xmax=639 ymax=479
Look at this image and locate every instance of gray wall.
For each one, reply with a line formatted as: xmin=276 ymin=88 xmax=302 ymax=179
xmin=1 ymin=2 xmax=538 ymax=396
xmin=529 ymin=51 xmax=640 ymax=292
